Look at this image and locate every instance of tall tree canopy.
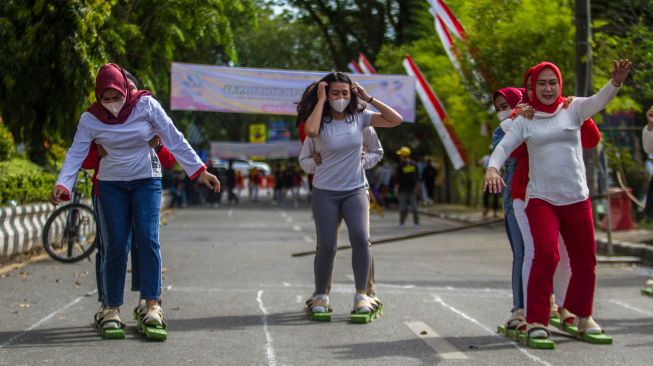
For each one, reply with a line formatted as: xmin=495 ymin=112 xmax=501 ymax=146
xmin=0 ymin=0 xmax=255 ymax=164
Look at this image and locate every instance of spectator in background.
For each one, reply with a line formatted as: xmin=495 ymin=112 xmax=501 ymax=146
xmin=226 ymin=160 xmax=239 ymax=205
xmin=249 ymin=166 xmax=261 ymax=202
xmin=416 ymin=156 xmax=429 ymax=206
xmin=395 ymin=146 xmax=419 ymax=227
xmin=423 ymin=159 xmax=438 ymax=205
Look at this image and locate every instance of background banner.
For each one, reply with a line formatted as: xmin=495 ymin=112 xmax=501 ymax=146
xmin=171 ymin=63 xmax=416 ymax=122
xmin=210 ymin=141 xmax=302 ymax=159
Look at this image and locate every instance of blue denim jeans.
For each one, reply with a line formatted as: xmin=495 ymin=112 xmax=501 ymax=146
xmin=502 ymin=157 xmax=525 ymax=311
xmin=98 ymin=178 xmax=162 ymax=307
xmin=92 ymin=192 xmax=106 ymax=304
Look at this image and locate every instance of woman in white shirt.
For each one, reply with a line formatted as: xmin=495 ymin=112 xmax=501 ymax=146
xmin=485 ymin=60 xmax=630 ymax=344
xmin=51 ymin=64 xmax=219 ymax=339
xmin=301 ymin=72 xmax=402 ymax=319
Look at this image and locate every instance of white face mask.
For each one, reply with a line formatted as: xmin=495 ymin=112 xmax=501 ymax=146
xmin=329 ymin=98 xmax=350 ymax=113
xmin=102 ymin=99 xmax=125 ymax=117
xmin=496 ymin=110 xmax=512 ymax=122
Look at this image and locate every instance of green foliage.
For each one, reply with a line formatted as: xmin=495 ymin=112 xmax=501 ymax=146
xmin=0 ymin=0 xmax=256 ymax=163
xmin=603 ymin=139 xmax=650 ymax=200
xmin=0 ymin=122 xmax=16 ymax=161
xmin=286 ymin=0 xmax=433 ymax=69
xmin=0 ymin=158 xmax=56 ymax=205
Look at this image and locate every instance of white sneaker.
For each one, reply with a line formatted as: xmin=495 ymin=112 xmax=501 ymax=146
xmin=353 ymin=293 xmax=374 ymax=314
xmin=310 ymin=294 xmax=330 ymax=313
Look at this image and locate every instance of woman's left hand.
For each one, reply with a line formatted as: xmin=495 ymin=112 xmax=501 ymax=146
xmin=199 ymin=171 xmax=221 ymax=193
xmin=352 ymin=82 xmax=371 ymax=101
xmin=516 ymin=104 xmax=535 ymax=119
xmin=611 ymin=59 xmax=632 ymax=86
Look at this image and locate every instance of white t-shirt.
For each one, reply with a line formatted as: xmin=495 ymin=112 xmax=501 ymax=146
xmin=489 ymin=81 xmax=620 ymax=206
xmin=56 ymin=96 xmax=204 ymax=191
xmin=300 ymin=125 xmax=383 ymax=174
xmin=300 ymin=110 xmax=373 ymax=191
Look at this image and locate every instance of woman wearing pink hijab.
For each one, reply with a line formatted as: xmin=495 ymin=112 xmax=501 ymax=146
xmin=485 ymin=59 xmax=631 ymax=347
xmin=51 ymin=64 xmax=220 ymax=340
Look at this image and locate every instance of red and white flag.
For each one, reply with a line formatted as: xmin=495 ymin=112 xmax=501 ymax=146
xmin=403 ymin=55 xmax=467 ymax=169
xmin=347 ymin=60 xmax=363 ymax=74
xmin=358 ymin=53 xmax=376 ymax=75
xmin=430 ymin=8 xmax=461 ymax=73
xmin=428 ymin=0 xmax=466 ymax=40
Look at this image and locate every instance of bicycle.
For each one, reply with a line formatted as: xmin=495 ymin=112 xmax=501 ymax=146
xmin=42 ymin=169 xmax=97 ymax=263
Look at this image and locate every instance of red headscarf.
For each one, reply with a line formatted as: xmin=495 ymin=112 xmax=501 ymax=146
xmin=86 ymin=63 xmax=150 ymax=124
xmin=493 ymin=87 xmax=523 ymax=110
xmin=523 ymin=62 xmax=564 ymax=113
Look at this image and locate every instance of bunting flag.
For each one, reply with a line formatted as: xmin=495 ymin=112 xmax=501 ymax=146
xmin=427 ymin=0 xmax=493 ymax=113
xmin=428 ymin=0 xmax=466 ymax=40
xmin=430 ymin=8 xmax=461 ymax=73
xmin=358 ymin=53 xmax=376 ymax=75
xmin=347 ymin=60 xmax=363 ymax=74
xmin=403 ymin=55 xmax=467 ymax=170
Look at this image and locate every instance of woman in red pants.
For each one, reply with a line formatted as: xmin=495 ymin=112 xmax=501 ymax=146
xmin=485 ymin=59 xmax=631 ymax=343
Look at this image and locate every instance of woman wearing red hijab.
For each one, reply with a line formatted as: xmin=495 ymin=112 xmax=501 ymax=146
xmin=491 ymin=87 xmax=527 ymax=331
xmin=51 ymin=64 xmax=220 ymax=340
xmin=485 ymin=59 xmax=631 ymax=347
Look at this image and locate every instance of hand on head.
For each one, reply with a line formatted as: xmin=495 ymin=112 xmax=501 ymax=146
xmin=317 ymin=82 xmax=328 ymax=102
xmin=352 ymin=82 xmax=370 ymax=101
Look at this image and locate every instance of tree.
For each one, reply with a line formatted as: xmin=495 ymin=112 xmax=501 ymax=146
xmin=0 ymin=0 xmax=113 ymax=164
xmin=285 ymin=0 xmax=432 ymax=69
xmin=0 ymin=0 xmax=256 ymax=164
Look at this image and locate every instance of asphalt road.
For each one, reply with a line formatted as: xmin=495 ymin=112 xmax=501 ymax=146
xmin=0 ymin=197 xmax=651 ymax=366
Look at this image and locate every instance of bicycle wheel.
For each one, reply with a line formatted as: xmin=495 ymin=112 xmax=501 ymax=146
xmin=42 ymin=203 xmax=97 ymax=263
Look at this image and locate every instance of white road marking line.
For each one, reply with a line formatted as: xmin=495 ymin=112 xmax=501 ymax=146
xmin=431 ymin=294 xmax=551 ymax=366
xmin=280 ymin=211 xmax=287 ymax=218
xmin=302 ymin=236 xmax=314 ymax=244
xmin=257 ymin=290 xmax=278 ymax=366
xmin=292 ymin=225 xmax=301 ymax=232
xmin=228 ymin=209 xmax=234 ymax=217
xmin=283 ymin=282 xmax=291 ymax=287
xmin=0 ymin=290 xmax=96 ymax=349
xmin=296 ymin=295 xmax=303 ymax=304
xmin=404 ymin=321 xmax=468 ymax=360
xmin=609 ymin=299 xmax=653 ymax=317
xmin=286 ymin=217 xmax=293 ymax=223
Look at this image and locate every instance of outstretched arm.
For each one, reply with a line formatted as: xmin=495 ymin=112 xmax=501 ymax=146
xmin=573 ymin=59 xmax=631 ymax=123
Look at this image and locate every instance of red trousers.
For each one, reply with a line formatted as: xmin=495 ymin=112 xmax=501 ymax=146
xmin=525 ymin=198 xmax=596 ymax=325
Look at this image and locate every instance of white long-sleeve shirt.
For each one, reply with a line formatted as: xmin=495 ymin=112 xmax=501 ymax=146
xmin=642 ymin=126 xmax=653 ymax=154
xmin=489 ymin=81 xmax=620 ymax=205
xmin=299 ymin=126 xmax=383 ymax=175
xmin=56 ymin=96 xmax=204 ymax=191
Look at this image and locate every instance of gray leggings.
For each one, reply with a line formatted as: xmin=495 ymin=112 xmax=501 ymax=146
xmin=312 ymin=187 xmax=370 ymax=293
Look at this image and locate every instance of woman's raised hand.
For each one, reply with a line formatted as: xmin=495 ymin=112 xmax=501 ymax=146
xmin=611 ymin=59 xmax=632 ymax=86
xmin=484 ymin=167 xmax=505 ymax=194
xmin=352 ymin=82 xmax=370 ymax=101
xmin=317 ymin=82 xmax=328 ymax=102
